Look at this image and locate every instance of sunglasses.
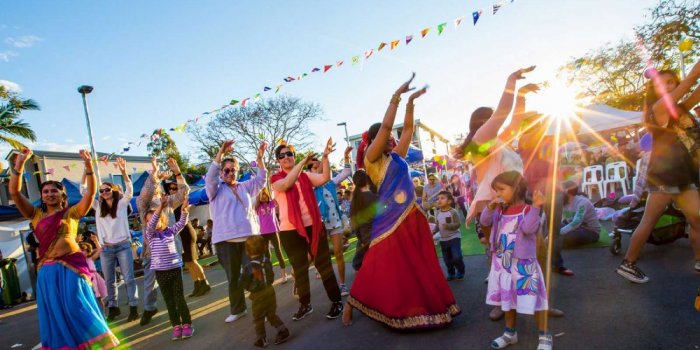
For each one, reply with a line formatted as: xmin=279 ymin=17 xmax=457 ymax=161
xmin=168 ymin=187 xmax=178 ymax=191
xmin=99 ymin=188 xmax=112 ymax=193
xmin=222 ymin=168 xmax=238 ymax=175
xmin=277 ymin=151 xmax=294 ymax=160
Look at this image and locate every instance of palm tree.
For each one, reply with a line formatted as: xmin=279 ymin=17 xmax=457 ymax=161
xmin=0 ymin=93 xmax=39 ymax=149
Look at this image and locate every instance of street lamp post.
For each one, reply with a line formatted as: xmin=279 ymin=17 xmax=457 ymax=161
xmin=337 ymin=122 xmax=353 ymax=169
xmin=78 ymin=85 xmax=102 ymax=185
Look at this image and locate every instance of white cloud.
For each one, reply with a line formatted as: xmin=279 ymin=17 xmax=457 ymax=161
xmin=101 ymin=136 xmax=112 ymax=141
xmin=0 ymin=50 xmax=17 ymax=62
xmin=0 ymin=79 xmax=21 ymax=93
xmin=64 ymin=138 xmax=76 ymax=143
xmin=5 ymin=35 xmax=41 ymax=48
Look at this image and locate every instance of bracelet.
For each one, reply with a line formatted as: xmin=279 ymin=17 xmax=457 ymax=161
xmin=10 ymin=167 xmax=21 ymax=176
xmin=85 ymin=172 xmax=94 ymax=176
xmin=174 ymin=173 xmax=182 ymax=177
xmin=406 ymin=103 xmax=415 ymax=110
xmin=390 ymin=94 xmax=401 ymax=105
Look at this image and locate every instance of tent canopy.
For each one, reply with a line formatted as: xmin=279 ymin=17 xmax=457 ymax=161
xmin=574 ymin=104 xmax=642 ymax=135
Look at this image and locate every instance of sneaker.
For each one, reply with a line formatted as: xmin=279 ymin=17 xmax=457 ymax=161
xmin=694 ymin=260 xmax=700 ymax=273
xmin=181 ymin=324 xmax=194 ymax=339
xmin=171 ymin=325 xmax=182 ymax=341
xmin=446 ymin=274 xmax=456 ymax=281
xmin=340 ymin=284 xmax=349 ymax=297
xmin=195 ymin=281 xmax=211 ymax=297
xmin=537 ymin=332 xmax=553 ymax=350
xmin=188 ymin=281 xmax=201 ymax=298
xmin=455 ymin=273 xmax=465 ymax=280
xmin=274 ymin=327 xmax=291 ymax=345
xmin=140 ymin=308 xmax=158 ymax=326
xmin=326 ymin=301 xmax=343 ymax=319
xmin=225 ymin=310 xmax=248 ymax=323
xmin=292 ymin=304 xmax=313 ymax=321
xmin=491 ymin=330 xmax=518 ymax=349
xmin=616 ymin=260 xmax=650 ymax=283
xmin=254 ymin=337 xmax=269 ymax=348
xmin=555 ymin=266 xmax=575 ymax=276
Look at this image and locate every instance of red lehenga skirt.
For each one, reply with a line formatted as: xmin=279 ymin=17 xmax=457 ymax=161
xmin=347 ymin=207 xmax=461 ymax=329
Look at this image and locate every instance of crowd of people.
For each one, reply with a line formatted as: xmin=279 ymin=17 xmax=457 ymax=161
xmin=6 ymin=60 xmax=700 ymax=350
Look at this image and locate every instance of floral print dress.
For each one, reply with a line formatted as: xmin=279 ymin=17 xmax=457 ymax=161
xmin=486 ymin=209 xmax=548 ymax=315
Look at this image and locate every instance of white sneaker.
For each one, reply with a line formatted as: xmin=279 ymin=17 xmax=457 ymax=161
xmin=225 ymin=310 xmax=247 ymax=323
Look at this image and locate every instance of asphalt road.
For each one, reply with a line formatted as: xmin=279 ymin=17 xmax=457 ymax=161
xmin=1 ymin=234 xmax=699 ymax=350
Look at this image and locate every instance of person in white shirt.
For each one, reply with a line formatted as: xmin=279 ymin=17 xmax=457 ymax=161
xmin=83 ymin=157 xmax=139 ymax=323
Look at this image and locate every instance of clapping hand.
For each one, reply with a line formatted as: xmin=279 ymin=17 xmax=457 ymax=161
xmin=395 ymin=72 xmax=416 ymax=95
xmin=116 ymin=157 xmax=127 ymax=172
xmin=510 ymin=66 xmax=536 ymax=80
xmin=322 ymin=138 xmax=335 ymax=158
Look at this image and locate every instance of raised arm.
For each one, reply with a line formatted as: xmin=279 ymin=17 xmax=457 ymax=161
xmin=332 ymin=147 xmax=354 ymax=185
xmin=317 ymin=138 xmax=334 ymax=186
xmin=653 ymin=61 xmax=700 ymax=126
xmin=472 ymin=66 xmax=535 ymax=145
xmin=245 ymin=142 xmax=269 ymax=195
xmin=366 ymin=73 xmax=416 ymax=163
xmin=116 ymin=157 xmax=133 ymax=201
xmin=89 ymin=234 xmax=102 ymax=261
xmin=395 ymin=86 xmax=428 ymax=158
xmin=75 ymin=150 xmax=97 ymax=217
xmin=500 ymin=84 xmax=540 ymax=142
xmin=165 ymin=158 xmax=189 ymax=208
xmin=8 ymin=149 xmax=36 ymax=218
xmin=171 ymin=199 xmax=190 ymax=235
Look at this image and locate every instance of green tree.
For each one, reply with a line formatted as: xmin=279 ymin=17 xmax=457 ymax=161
xmin=0 ymin=85 xmax=39 ymax=149
xmin=559 ymin=0 xmax=699 ymax=111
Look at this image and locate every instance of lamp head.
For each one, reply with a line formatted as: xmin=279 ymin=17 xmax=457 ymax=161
xmin=337 ymin=122 xmax=346 ymax=126
xmin=78 ymin=85 xmax=93 ymax=94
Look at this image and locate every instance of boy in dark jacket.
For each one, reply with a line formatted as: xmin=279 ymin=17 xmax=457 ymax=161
xmin=240 ymin=235 xmax=291 ymax=347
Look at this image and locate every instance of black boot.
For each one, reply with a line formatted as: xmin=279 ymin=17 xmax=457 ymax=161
xmin=127 ymin=306 xmax=139 ymax=322
xmin=106 ymin=307 xmax=121 ymax=322
xmin=195 ymin=280 xmax=211 ymax=297
xmin=140 ymin=308 xmax=158 ymax=326
xmin=188 ymin=281 xmax=201 ymax=298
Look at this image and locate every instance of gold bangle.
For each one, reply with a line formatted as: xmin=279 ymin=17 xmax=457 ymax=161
xmin=390 ymin=94 xmax=401 ymax=105
xmin=406 ymin=103 xmax=415 ymax=110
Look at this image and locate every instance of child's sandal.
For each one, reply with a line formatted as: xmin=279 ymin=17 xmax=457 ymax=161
xmin=491 ymin=332 xmax=518 ymax=349
xmin=537 ymin=333 xmax=553 ymax=350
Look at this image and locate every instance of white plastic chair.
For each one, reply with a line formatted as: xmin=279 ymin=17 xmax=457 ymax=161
xmin=581 ymin=165 xmax=605 ymax=198
xmin=631 ymin=158 xmax=641 ymax=192
xmin=604 ymin=161 xmax=629 ymax=197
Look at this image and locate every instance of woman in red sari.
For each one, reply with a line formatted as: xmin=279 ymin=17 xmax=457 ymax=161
xmin=343 ymin=74 xmax=460 ymax=329
xmin=9 ymin=149 xmax=119 ymax=349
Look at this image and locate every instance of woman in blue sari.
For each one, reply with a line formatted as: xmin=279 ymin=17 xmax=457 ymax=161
xmin=343 ymin=74 xmax=460 ymax=329
xmin=9 ymin=149 xmax=119 ymax=349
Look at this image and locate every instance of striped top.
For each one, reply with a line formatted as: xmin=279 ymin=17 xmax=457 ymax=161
xmin=145 ymin=210 xmax=189 ymax=271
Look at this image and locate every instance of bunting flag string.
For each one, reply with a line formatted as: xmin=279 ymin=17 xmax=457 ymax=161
xmin=103 ymin=0 xmax=519 ymax=158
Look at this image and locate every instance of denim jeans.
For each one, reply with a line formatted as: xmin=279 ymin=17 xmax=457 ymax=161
xmin=142 ymin=257 xmax=158 ymax=312
xmin=100 ymin=240 xmax=139 ymax=307
xmin=440 ymin=238 xmax=465 ymax=276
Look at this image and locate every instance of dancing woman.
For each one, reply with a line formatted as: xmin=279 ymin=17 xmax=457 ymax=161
xmin=10 ymin=149 xmax=119 ymax=349
xmin=343 ymin=73 xmax=460 ymax=329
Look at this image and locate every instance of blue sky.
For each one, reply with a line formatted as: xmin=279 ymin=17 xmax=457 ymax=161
xmin=1 ymin=0 xmax=657 ymax=166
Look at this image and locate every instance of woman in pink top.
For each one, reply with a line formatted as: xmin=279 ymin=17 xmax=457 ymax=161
xmin=255 ymin=188 xmax=289 ymax=282
xmin=271 ymin=139 xmax=343 ymax=322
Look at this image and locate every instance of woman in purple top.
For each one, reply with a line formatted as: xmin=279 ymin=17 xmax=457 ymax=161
xmin=256 ymin=188 xmax=289 ymax=282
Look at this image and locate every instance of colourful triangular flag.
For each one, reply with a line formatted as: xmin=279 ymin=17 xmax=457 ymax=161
xmin=230 ymin=100 xmax=239 ymax=105
xmin=493 ymin=3 xmax=502 ymax=14
xmin=454 ymin=16 xmax=464 ymax=28
xmin=178 ymin=123 xmax=186 ymax=132
xmin=63 ymin=165 xmax=71 ymax=172
xmin=241 ymin=98 xmax=250 ymax=107
xmin=263 ymin=86 xmax=271 ymax=91
xmin=324 ymin=64 xmax=332 ymax=72
xmin=275 ymin=85 xmax=281 ymax=93
xmin=284 ymin=77 xmax=295 ymax=82
xmin=437 ymin=22 xmax=447 ymax=35
xmin=364 ymin=49 xmax=373 ymax=59
xmin=70 ymin=163 xmax=78 ymax=168
xmin=421 ymin=28 xmax=430 ymax=38
xmin=473 ymin=11 xmax=482 ymax=25
xmin=405 ymin=35 xmax=413 ymax=45
xmin=123 ymin=147 xmax=130 ymax=152
xmin=378 ymin=42 xmax=387 ymax=51
xmin=336 ymin=60 xmax=344 ymax=67
xmin=390 ymin=40 xmax=400 ymax=50
xmin=254 ymin=93 xmax=261 ymax=101
xmin=100 ymin=155 xmax=109 ymax=166
xmin=352 ymin=55 xmax=360 ymax=65
xmin=302 ymin=73 xmax=308 ymax=77
xmin=311 ymin=67 xmax=321 ymax=72
xmin=46 ymin=168 xmax=54 ymax=176
xmin=132 ymin=167 xmax=137 ymax=172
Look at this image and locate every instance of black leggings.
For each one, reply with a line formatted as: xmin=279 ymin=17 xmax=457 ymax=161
xmin=155 ymin=267 xmax=191 ymax=326
xmin=261 ymin=233 xmax=286 ymax=270
xmin=279 ymin=226 xmax=341 ymax=306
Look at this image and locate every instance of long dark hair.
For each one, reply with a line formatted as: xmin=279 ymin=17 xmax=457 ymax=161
xmin=99 ymin=182 xmax=121 ymax=219
xmin=39 ymin=181 xmax=67 ymax=212
xmin=490 ymin=171 xmax=528 ymax=205
xmin=643 ymin=69 xmax=680 ymax=127
xmin=350 ymin=169 xmax=377 ymax=230
xmin=455 ymin=107 xmax=493 ymax=158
